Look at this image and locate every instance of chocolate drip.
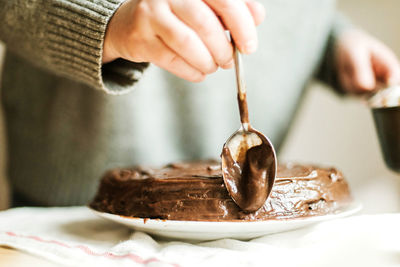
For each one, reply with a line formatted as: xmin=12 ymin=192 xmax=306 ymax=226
xmin=238 ymin=92 xmax=249 ymax=125
xmin=222 ymin=142 xmax=274 ymax=212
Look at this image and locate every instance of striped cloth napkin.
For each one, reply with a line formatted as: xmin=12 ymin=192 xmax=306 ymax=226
xmin=0 ymin=207 xmax=399 ymax=267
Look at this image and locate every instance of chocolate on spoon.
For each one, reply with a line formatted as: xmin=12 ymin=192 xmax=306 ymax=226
xmin=221 ymin=39 xmax=277 ymax=212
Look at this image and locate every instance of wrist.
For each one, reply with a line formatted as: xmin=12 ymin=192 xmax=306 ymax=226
xmin=102 ymin=4 xmax=123 ymax=64
xmin=102 ymin=34 xmax=119 ymax=63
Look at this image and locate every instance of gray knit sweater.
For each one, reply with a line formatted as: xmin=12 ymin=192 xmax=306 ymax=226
xmin=0 ymin=0 xmax=350 ymax=206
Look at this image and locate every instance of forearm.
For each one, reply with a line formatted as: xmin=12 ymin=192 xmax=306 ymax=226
xmin=0 ymin=0 xmax=147 ymax=93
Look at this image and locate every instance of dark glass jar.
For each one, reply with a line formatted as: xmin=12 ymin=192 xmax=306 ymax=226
xmin=372 ymin=106 xmax=400 ymax=173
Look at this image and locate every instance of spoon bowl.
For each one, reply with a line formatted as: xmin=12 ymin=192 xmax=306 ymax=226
xmin=222 ymin=125 xmax=277 ymax=212
xmin=221 ymin=37 xmax=277 ymax=212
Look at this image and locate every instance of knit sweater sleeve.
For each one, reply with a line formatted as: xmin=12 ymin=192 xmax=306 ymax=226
xmin=0 ymin=0 xmax=147 ymax=94
xmin=314 ymin=13 xmax=353 ymax=93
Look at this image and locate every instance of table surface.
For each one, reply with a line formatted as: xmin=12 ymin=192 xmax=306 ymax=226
xmin=0 ymin=246 xmax=58 ymax=267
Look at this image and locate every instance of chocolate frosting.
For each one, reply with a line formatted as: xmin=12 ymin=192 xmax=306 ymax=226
xmin=90 ymin=161 xmax=352 ymax=221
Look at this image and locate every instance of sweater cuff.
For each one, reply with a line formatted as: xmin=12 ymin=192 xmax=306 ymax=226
xmin=45 ymin=0 xmax=143 ymax=94
xmin=315 ymin=13 xmax=354 ymax=94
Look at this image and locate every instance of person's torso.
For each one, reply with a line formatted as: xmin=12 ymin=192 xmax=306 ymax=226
xmin=1 ymin=0 xmax=336 ymax=205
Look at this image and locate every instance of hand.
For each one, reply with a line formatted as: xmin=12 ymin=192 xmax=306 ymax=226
xmin=103 ymin=0 xmax=265 ymax=82
xmin=336 ymin=29 xmax=400 ymax=94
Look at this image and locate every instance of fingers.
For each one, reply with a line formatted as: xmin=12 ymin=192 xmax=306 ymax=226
xmin=151 ymin=0 xmax=217 ymax=75
xmin=337 ymin=31 xmax=376 ymax=93
xmin=370 ymin=42 xmax=400 ymax=86
xmin=170 ymin=0 xmax=233 ymax=68
xmin=337 ymin=30 xmax=400 ymax=94
xmin=150 ymin=38 xmax=206 ymax=82
xmin=110 ymin=0 xmax=265 ymax=81
xmin=204 ymin=0 xmax=258 ymax=54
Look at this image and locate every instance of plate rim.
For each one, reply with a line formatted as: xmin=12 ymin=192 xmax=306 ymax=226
xmin=91 ymin=201 xmax=363 ymax=227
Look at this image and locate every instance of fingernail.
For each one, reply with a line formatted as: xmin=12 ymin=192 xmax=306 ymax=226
xmin=362 ymin=80 xmax=375 ymax=90
xmin=243 ymin=40 xmax=257 ymax=54
xmin=221 ymin=59 xmax=234 ymax=69
xmin=360 ymin=72 xmax=375 ymax=90
xmin=194 ymin=74 xmax=206 ymax=82
xmin=254 ymin=1 xmax=266 ymax=22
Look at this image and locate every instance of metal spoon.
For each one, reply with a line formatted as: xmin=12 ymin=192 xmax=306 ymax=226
xmin=221 ymin=39 xmax=277 ymax=212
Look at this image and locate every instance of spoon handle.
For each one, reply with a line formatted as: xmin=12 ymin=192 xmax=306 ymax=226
xmin=232 ymin=39 xmax=250 ymax=127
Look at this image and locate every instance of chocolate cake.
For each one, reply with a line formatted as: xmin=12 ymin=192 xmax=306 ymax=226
xmin=90 ymin=160 xmax=352 ymax=221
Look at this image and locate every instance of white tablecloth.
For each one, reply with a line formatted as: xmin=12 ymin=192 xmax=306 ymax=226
xmin=0 ymin=207 xmax=399 ymax=267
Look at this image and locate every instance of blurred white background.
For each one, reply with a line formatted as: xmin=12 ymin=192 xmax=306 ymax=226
xmin=0 ymin=0 xmax=399 ymax=211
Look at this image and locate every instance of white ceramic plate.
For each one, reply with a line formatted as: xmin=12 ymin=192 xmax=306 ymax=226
xmin=92 ymin=202 xmax=362 ymax=241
